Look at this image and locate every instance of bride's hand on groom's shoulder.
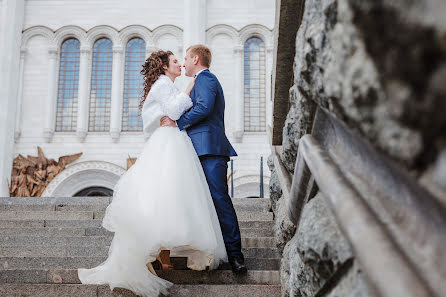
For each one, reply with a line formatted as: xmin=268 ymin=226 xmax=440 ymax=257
xmin=160 ymin=116 xmax=177 ymax=127
xmin=185 ymin=77 xmax=196 ymax=96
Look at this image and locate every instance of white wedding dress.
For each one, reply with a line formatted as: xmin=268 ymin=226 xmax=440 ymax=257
xmin=77 ymin=74 xmax=228 ymax=297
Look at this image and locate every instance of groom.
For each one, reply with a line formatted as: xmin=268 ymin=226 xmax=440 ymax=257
xmin=160 ymin=44 xmax=247 ymax=273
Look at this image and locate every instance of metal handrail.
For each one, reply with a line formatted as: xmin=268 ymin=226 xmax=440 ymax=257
xmin=272 ymin=107 xmax=446 ymax=297
xmin=228 ymin=157 xmax=268 ymax=198
xmin=299 ymin=135 xmax=432 ymax=297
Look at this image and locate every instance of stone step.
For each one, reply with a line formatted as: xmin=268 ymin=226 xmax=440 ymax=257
xmin=235 ymin=211 xmax=273 ymax=221
xmin=156 ymin=270 xmax=280 ymax=286
xmin=0 ymin=197 xmax=111 ymax=206
xmin=0 ymin=220 xmax=46 ymax=228
xmin=0 ymin=268 xmax=280 ymax=285
xmin=238 ymin=220 xmax=274 ymax=229
xmin=0 ymin=219 xmax=274 ymax=229
xmin=0 ymin=198 xmax=278 ymax=295
xmin=0 ymin=245 xmax=280 ymax=259
xmin=83 ymin=227 xmax=273 ymax=237
xmin=0 ymin=284 xmax=281 ymax=297
xmin=0 ymin=235 xmax=276 ymax=248
xmin=239 ymin=228 xmax=274 ymax=237
xmin=0 ymin=284 xmax=100 ymax=297
xmin=0 ymin=228 xmax=87 ymax=237
xmin=0 ymin=197 xmax=268 ymax=204
xmin=0 ymin=236 xmax=112 ymax=247
xmin=0 ymin=204 xmax=108 ymax=212
xmin=0 ymin=227 xmax=273 ymax=238
xmin=0 ymin=256 xmax=280 ymax=271
xmin=165 ymin=284 xmax=281 ymax=297
xmin=66 ymin=246 xmax=280 ymax=259
xmin=0 ymin=197 xmax=270 ymax=211
xmin=242 ymin=237 xmax=276 ymax=248
xmin=0 ymin=202 xmax=270 ymax=213
xmin=0 ymin=211 xmax=94 ymax=220
xmin=0 ymin=210 xmax=273 ymax=221
xmin=92 ymin=211 xmax=273 ymax=221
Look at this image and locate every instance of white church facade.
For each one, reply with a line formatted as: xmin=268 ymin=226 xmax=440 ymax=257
xmin=0 ymin=0 xmax=275 ymax=198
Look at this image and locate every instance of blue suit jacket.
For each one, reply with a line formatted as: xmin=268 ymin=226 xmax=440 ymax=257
xmin=177 ymin=69 xmax=237 ymax=157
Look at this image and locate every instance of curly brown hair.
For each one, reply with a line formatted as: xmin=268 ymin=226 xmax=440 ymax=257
xmin=139 ymin=50 xmax=174 ymax=113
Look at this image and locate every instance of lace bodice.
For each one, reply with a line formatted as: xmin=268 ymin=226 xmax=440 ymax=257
xmin=141 ymin=75 xmax=193 ymax=135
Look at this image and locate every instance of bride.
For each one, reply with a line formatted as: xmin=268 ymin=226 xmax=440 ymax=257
xmin=77 ymin=50 xmax=228 ymax=297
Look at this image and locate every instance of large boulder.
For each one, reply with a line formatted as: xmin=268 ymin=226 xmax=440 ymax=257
xmin=281 ymin=193 xmax=353 ymax=296
xmin=326 ymin=261 xmax=376 ymax=297
xmin=281 ymin=0 xmax=446 ymax=171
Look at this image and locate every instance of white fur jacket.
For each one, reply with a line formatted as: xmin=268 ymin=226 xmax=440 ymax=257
xmin=142 ymin=75 xmax=193 ymax=135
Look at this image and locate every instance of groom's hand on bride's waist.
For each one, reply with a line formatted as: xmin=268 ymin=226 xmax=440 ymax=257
xmin=160 ymin=116 xmax=177 ymax=127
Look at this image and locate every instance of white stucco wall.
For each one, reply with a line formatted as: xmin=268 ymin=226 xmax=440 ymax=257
xmin=209 ymin=33 xmax=236 ymax=134
xmin=20 ymin=35 xmax=49 ymax=140
xmin=206 ymin=0 xmax=275 ymax=30
xmin=0 ymin=0 xmax=3 ymax=36
xmin=23 ymin=0 xmax=184 ymax=31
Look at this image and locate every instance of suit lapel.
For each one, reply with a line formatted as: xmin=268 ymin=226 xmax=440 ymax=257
xmin=191 ymin=87 xmax=196 ymax=104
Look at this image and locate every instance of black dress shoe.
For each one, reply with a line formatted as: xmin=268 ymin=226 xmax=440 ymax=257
xmin=229 ymin=257 xmax=247 ymax=273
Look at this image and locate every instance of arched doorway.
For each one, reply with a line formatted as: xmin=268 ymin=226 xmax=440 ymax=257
xmin=41 ymin=161 xmax=126 ymax=197
xmin=74 ymin=186 xmax=113 ymax=197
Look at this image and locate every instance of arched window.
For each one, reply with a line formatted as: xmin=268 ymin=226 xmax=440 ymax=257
xmin=122 ymin=38 xmax=146 ymax=131
xmin=244 ymin=36 xmax=266 ymax=132
xmin=89 ymin=38 xmax=113 ymax=131
xmin=56 ymin=38 xmax=80 ymax=131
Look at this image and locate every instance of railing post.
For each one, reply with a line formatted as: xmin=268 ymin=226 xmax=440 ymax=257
xmin=260 ymin=156 xmax=264 ymax=198
xmin=231 ymin=159 xmax=234 ymax=198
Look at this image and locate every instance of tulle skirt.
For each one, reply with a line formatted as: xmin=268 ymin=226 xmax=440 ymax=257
xmin=77 ymin=126 xmax=228 ymax=297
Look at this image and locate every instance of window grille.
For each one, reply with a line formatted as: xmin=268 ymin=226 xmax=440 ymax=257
xmin=244 ymin=37 xmax=266 ymax=132
xmin=89 ymin=38 xmax=113 ymax=132
xmin=56 ymin=38 xmax=80 ymax=131
xmin=122 ymin=38 xmax=146 ymax=131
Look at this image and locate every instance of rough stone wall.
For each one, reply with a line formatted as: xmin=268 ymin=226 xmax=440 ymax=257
xmin=280 ymin=193 xmax=375 ymax=297
xmin=269 ymin=0 xmax=446 ymax=296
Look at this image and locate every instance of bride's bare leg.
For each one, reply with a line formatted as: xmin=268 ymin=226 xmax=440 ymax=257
xmin=157 ymin=250 xmax=173 ymax=270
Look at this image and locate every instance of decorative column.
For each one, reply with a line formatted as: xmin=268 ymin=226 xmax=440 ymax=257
xmin=233 ymin=45 xmax=244 ymax=143
xmin=43 ymin=47 xmax=59 ymax=143
xmin=266 ymin=45 xmax=274 ymax=129
xmin=110 ymin=46 xmax=124 ymax=142
xmin=183 ymin=0 xmax=206 ymax=50
xmin=76 ymin=46 xmax=92 ymax=142
xmin=180 ymin=0 xmax=206 ymax=91
xmin=14 ymin=47 xmax=27 ymax=142
xmin=0 ymin=0 xmax=25 ymax=197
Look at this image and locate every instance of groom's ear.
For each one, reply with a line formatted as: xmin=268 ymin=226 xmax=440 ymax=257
xmin=193 ymin=55 xmax=199 ymax=65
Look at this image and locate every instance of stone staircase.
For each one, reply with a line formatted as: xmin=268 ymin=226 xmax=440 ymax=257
xmin=0 ymin=196 xmax=281 ymax=297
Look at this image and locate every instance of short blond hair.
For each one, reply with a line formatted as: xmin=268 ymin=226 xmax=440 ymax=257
xmin=186 ymin=44 xmax=212 ymax=68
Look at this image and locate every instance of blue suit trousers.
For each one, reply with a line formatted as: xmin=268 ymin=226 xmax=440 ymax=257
xmin=199 ymin=155 xmax=243 ymax=261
